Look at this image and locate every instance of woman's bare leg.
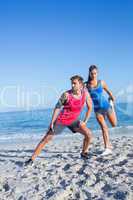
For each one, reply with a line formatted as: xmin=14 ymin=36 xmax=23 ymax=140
xmin=107 ymin=110 xmax=117 ymax=127
xmin=96 ymin=114 xmax=112 ymax=149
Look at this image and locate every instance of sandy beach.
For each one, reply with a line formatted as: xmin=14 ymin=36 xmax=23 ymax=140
xmin=0 ymin=134 xmax=133 ymax=200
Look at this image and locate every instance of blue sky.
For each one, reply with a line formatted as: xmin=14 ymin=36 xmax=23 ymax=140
xmin=0 ymin=0 xmax=133 ymax=111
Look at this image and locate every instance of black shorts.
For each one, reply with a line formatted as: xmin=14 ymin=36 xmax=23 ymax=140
xmin=52 ymin=120 xmax=80 ymax=134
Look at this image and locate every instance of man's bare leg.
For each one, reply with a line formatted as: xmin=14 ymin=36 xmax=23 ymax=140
xmin=75 ymin=124 xmax=93 ymax=157
xmin=31 ymin=130 xmax=54 ymax=161
xmin=24 ymin=130 xmax=54 ymax=165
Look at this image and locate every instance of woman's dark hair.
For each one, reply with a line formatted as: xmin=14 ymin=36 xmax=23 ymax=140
xmin=87 ymin=65 xmax=98 ymax=83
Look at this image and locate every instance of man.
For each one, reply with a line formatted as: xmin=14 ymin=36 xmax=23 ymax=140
xmin=25 ymin=75 xmax=92 ymax=165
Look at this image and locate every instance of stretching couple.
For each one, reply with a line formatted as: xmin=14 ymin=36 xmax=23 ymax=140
xmin=25 ymin=65 xmax=117 ymax=165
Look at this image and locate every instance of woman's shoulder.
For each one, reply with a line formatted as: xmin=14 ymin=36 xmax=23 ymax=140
xmin=100 ymin=80 xmax=106 ymax=87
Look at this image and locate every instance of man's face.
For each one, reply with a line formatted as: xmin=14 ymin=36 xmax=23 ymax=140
xmin=71 ymin=79 xmax=82 ymax=92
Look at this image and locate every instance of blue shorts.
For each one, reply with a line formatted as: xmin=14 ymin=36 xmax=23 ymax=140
xmin=95 ymin=106 xmax=113 ymax=116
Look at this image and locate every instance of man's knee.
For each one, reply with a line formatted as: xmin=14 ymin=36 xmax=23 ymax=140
xmin=101 ymin=124 xmax=108 ymax=132
xmin=47 ymin=129 xmax=55 ymax=136
xmin=85 ymin=129 xmax=92 ymax=140
xmin=42 ymin=131 xmax=54 ymax=142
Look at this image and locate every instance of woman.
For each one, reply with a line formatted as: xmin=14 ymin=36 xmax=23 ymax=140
xmin=86 ymin=65 xmax=117 ymax=155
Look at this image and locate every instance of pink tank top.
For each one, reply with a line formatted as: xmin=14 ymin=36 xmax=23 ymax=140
xmin=56 ymin=89 xmax=86 ymax=125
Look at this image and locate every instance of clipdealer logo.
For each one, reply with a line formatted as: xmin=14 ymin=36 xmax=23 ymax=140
xmin=115 ymin=84 xmax=133 ymax=117
xmin=0 ymin=85 xmax=59 ymax=112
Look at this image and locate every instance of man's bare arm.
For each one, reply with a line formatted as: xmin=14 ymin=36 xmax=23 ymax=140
xmin=49 ymin=92 xmax=68 ymax=128
xmin=83 ymin=92 xmax=92 ymax=124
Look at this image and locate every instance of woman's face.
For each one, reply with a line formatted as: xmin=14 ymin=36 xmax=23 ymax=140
xmin=90 ymin=69 xmax=98 ymax=80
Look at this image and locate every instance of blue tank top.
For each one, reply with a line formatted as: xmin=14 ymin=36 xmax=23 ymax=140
xmin=87 ymin=80 xmax=110 ymax=112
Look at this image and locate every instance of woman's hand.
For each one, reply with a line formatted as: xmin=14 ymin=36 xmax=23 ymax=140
xmin=109 ymin=96 xmax=115 ymax=102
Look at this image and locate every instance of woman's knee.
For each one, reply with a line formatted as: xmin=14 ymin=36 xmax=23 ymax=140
xmin=111 ymin=120 xmax=117 ymax=127
xmin=108 ymin=112 xmax=117 ymax=127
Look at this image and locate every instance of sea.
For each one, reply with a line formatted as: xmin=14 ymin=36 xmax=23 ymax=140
xmin=0 ymin=103 xmax=132 ymax=142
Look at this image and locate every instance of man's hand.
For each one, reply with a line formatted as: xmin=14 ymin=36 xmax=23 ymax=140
xmin=79 ymin=121 xmax=86 ymax=127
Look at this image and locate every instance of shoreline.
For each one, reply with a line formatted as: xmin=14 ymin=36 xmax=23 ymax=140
xmin=0 ymin=124 xmax=133 ymax=145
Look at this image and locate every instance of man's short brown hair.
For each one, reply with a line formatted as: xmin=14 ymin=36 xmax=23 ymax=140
xmin=70 ymin=75 xmax=84 ymax=83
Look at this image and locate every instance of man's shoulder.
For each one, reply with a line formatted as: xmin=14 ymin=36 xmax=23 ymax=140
xmin=62 ymin=90 xmax=70 ymax=97
xmin=59 ymin=91 xmax=70 ymax=104
xmin=82 ymin=88 xmax=89 ymax=95
xmin=82 ymin=88 xmax=91 ymax=101
xmin=64 ymin=89 xmax=73 ymax=98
